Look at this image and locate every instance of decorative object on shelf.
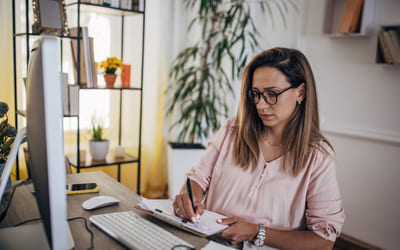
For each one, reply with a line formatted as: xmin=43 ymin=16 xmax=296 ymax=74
xmin=114 ymin=146 xmax=125 ymax=158
xmin=79 ymin=150 xmax=87 ymax=162
xmin=32 ymin=0 xmax=69 ymax=36
xmin=104 ymin=73 xmax=118 ymax=88
xmin=0 ymin=102 xmax=18 ymax=189
xmin=99 ymin=57 xmax=123 ymax=88
xmin=121 ymin=64 xmax=131 ymax=88
xmin=166 ymin=0 xmax=295 ymax=143
xmin=89 ymin=121 xmax=109 ymax=160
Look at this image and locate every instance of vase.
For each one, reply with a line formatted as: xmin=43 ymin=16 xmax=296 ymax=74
xmin=89 ymin=140 xmax=110 ymax=161
xmin=0 ymin=162 xmax=12 ymax=189
xmin=104 ymin=74 xmax=117 ymax=88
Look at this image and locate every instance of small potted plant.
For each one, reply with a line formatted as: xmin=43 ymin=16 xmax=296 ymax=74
xmin=0 ymin=101 xmax=17 ymax=188
xmin=89 ymin=122 xmax=109 ymax=161
xmin=99 ymin=56 xmax=123 ymax=88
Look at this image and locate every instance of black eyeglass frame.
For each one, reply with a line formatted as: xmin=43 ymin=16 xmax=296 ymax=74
xmin=248 ymin=86 xmax=296 ymax=105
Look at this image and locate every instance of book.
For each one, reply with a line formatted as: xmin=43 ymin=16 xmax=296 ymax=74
xmin=110 ymin=0 xmax=119 ymax=8
xmin=339 ymin=0 xmax=364 ymax=34
xmin=131 ymin=0 xmax=139 ymax=10
xmin=81 ymin=27 xmax=93 ymax=88
xmin=62 ymin=73 xmax=69 ymax=115
xmin=378 ymin=30 xmax=391 ymax=64
xmin=139 ymin=0 xmax=144 ymax=11
xmin=388 ymin=29 xmax=400 ymax=64
xmin=137 ymin=198 xmax=228 ymax=237
xmin=70 ymin=27 xmax=97 ymax=88
xmin=68 ymin=84 xmax=80 ymax=116
xmin=120 ymin=0 xmax=132 ymax=10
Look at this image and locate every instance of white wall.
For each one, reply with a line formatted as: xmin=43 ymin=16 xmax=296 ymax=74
xmin=300 ymin=1 xmax=400 ymax=249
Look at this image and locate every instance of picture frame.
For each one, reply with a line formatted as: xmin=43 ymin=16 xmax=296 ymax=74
xmin=32 ymin=0 xmax=68 ymax=36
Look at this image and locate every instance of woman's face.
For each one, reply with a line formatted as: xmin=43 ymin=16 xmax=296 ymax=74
xmin=251 ymin=66 xmax=303 ymax=130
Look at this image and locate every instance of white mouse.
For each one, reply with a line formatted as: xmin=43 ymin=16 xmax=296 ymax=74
xmin=82 ymin=196 xmax=120 ymax=210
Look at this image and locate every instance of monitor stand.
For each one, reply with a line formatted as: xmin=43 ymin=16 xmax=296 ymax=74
xmin=0 ymin=221 xmax=74 ymax=250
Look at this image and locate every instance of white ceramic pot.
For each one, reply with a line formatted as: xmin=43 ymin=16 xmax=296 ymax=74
xmin=89 ymin=140 xmax=109 ymax=160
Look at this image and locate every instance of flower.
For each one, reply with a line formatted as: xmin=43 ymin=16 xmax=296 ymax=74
xmin=99 ymin=57 xmax=123 ymax=75
xmin=0 ymin=101 xmax=16 ymax=163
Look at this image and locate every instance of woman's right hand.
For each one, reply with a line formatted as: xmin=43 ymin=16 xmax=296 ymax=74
xmin=173 ymin=191 xmax=204 ymax=224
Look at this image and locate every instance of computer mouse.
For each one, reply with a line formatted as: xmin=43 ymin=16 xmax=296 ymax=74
xmin=82 ymin=196 xmax=120 ymax=210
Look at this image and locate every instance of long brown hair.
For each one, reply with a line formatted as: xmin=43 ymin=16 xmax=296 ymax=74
xmin=233 ymin=47 xmax=333 ymax=175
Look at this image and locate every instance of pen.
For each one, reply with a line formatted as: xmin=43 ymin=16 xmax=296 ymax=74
xmin=186 ymin=177 xmax=196 ymax=213
xmin=155 ymin=208 xmax=187 ymax=223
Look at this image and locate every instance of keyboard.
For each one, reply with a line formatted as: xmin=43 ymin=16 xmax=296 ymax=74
xmin=90 ymin=211 xmax=195 ymax=250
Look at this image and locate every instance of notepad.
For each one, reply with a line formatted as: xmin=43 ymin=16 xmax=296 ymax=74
xmin=137 ymin=198 xmax=228 ymax=237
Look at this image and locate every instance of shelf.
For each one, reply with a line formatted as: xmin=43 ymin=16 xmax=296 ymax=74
xmin=68 ymin=152 xmax=138 ymax=168
xmin=14 ymin=33 xmax=83 ymax=40
xmin=79 ymin=86 xmax=142 ymax=91
xmin=17 ymin=109 xmax=79 ymax=118
xmin=65 ymin=2 xmax=144 ymax=16
xmin=323 ymin=0 xmax=375 ymax=37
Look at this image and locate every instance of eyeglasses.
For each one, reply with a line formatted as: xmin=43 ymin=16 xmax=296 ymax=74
xmin=247 ymin=86 xmax=295 ymax=105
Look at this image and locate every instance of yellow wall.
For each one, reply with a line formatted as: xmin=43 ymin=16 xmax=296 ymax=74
xmin=0 ymin=1 xmax=14 ymax=114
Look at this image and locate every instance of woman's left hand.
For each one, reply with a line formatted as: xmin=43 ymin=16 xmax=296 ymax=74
xmin=217 ymin=217 xmax=259 ymax=245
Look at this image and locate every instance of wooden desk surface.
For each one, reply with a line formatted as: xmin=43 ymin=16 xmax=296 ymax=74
xmin=0 ymin=171 xmax=208 ymax=250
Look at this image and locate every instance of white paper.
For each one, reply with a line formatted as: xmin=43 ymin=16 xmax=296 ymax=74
xmin=139 ymin=198 xmax=228 ymax=236
xmin=201 ymin=240 xmax=236 ymax=250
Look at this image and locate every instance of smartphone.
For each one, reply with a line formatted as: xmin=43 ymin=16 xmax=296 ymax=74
xmin=66 ymin=183 xmax=99 ymax=195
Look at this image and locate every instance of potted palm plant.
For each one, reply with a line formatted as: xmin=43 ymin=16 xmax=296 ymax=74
xmin=165 ymin=0 xmax=296 ymax=197
xmin=89 ymin=122 xmax=109 ymax=161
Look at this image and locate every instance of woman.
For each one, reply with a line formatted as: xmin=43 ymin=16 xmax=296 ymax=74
xmin=173 ymin=48 xmax=345 ymax=249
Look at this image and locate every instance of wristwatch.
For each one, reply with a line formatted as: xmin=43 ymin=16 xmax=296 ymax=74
xmin=253 ymin=224 xmax=266 ymax=247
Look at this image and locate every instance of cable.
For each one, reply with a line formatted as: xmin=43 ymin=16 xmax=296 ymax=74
xmin=68 ymin=216 xmax=94 ymax=250
xmin=12 ymin=216 xmax=94 ymax=250
xmin=14 ymin=217 xmax=41 ymax=227
xmin=0 ymin=179 xmax=31 ymax=222
xmin=1 ymin=181 xmax=94 ymax=249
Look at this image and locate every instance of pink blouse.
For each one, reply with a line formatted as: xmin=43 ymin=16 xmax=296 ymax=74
xmin=186 ymin=118 xmax=345 ymax=242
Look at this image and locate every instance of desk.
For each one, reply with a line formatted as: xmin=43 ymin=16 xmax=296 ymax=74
xmin=0 ymin=171 xmax=208 ymax=249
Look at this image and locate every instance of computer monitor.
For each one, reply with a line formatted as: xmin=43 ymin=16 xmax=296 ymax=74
xmin=0 ymin=36 xmax=73 ymax=249
xmin=26 ymin=36 xmax=70 ymax=249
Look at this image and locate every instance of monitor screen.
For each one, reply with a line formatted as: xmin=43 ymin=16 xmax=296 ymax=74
xmin=25 ymin=36 xmax=69 ymax=249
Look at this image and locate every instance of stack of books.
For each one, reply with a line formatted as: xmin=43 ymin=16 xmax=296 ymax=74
xmin=378 ymin=28 xmax=400 ymax=65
